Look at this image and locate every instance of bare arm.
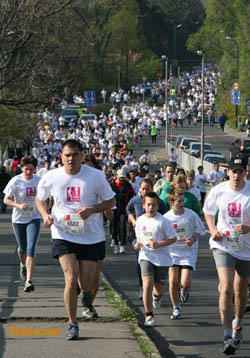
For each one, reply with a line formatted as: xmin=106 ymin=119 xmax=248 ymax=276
xmin=204 ymin=213 xmax=223 ymax=241
xmin=77 ymin=197 xmax=115 ymax=220
xmin=4 ymin=195 xmax=28 ymax=210
xmin=35 ymin=196 xmax=53 ymax=228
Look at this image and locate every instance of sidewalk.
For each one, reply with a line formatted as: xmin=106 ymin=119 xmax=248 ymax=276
xmin=0 ymin=212 xmax=148 ymax=358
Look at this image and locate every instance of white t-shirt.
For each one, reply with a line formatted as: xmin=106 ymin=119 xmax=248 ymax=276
xmin=188 ymin=187 xmax=201 ymax=201
xmin=3 ymin=174 xmax=41 ymax=223
xmin=135 ymin=212 xmax=176 ymax=267
xmin=164 ymin=208 xmax=205 ymax=269
xmin=194 ymin=173 xmax=207 ymax=193
xmin=208 ymin=170 xmax=224 ymax=187
xmin=203 ymin=181 xmax=250 ymax=260
xmin=36 ymin=165 xmax=115 ymax=244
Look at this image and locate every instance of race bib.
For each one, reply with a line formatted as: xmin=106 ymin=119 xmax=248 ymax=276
xmin=223 ymin=230 xmax=244 ymax=252
xmin=62 ymin=214 xmax=84 ymax=235
xmin=140 ymin=226 xmax=156 ymax=249
xmin=21 ymin=205 xmax=35 ymax=217
xmin=173 ymin=221 xmax=188 ymax=246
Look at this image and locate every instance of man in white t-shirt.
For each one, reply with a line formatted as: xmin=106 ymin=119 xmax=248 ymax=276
xmin=204 ymin=156 xmax=250 ymax=355
xmin=167 ymin=148 xmax=177 ymax=168
xmin=36 ymin=140 xmax=115 ymax=341
xmin=208 ymin=163 xmax=224 ymax=187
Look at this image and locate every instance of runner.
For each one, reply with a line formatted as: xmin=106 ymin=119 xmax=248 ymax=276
xmin=3 ymin=156 xmax=41 ymax=292
xmin=126 ymin=178 xmax=169 ymax=299
xmin=164 ymin=189 xmax=205 ymax=319
xmin=35 ymin=139 xmax=115 ymax=340
xmin=204 ymin=156 xmax=250 ymax=355
xmin=134 ymin=192 xmax=176 ymax=327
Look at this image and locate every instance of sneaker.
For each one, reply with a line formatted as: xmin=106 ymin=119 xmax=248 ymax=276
xmin=119 ymin=245 xmax=126 ymax=254
xmin=138 ymin=287 xmax=143 ymax=300
xmin=144 ymin=316 xmax=154 ymax=327
xmin=24 ymin=280 xmax=35 ymax=292
xmin=82 ymin=306 xmax=98 ymax=319
xmin=20 ymin=265 xmax=26 ymax=280
xmin=113 ymin=245 xmax=119 ymax=254
xmin=223 ymin=335 xmax=236 ymax=355
xmin=232 ymin=325 xmax=243 ymax=349
xmin=152 ymin=294 xmax=162 ymax=309
xmin=170 ymin=308 xmax=181 ymax=320
xmin=180 ymin=290 xmax=189 ymax=303
xmin=65 ymin=323 xmax=79 ymax=340
xmin=110 ymin=239 xmax=115 ymax=247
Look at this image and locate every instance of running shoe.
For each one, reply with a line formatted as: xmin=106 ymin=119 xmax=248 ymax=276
xmin=144 ymin=316 xmax=154 ymax=327
xmin=152 ymin=293 xmax=162 ymax=309
xmin=20 ymin=265 xmax=26 ymax=280
xmin=110 ymin=239 xmax=115 ymax=247
xmin=65 ymin=323 xmax=79 ymax=340
xmin=24 ymin=280 xmax=35 ymax=292
xmin=82 ymin=306 xmax=98 ymax=319
xmin=223 ymin=335 xmax=235 ymax=355
xmin=170 ymin=308 xmax=181 ymax=320
xmin=180 ymin=290 xmax=189 ymax=303
xmin=113 ymin=245 xmax=119 ymax=254
xmin=119 ymin=245 xmax=126 ymax=254
xmin=138 ymin=287 xmax=143 ymax=300
xmin=232 ymin=325 xmax=243 ymax=349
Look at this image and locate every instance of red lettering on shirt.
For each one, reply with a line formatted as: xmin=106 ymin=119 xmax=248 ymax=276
xmin=228 ymin=203 xmax=241 ymax=217
xmin=66 ymin=187 xmax=81 ymax=202
xmin=26 ymin=187 xmax=36 ymax=197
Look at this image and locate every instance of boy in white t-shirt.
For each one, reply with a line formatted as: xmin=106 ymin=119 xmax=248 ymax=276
xmin=165 ymin=189 xmax=205 ymax=319
xmin=134 ymin=192 xmax=176 ymax=327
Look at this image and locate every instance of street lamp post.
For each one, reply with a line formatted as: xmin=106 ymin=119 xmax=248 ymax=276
xmin=162 ymin=55 xmax=168 ymax=148
xmin=173 ymin=24 xmax=182 ymax=69
xmin=226 ymin=36 xmax=239 ymax=128
xmin=197 ymin=50 xmax=205 ymax=166
xmin=117 ymin=65 xmax=121 ymax=91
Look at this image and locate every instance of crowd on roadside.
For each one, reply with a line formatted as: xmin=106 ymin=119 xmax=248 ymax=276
xmin=2 ymin=63 xmax=250 ymax=355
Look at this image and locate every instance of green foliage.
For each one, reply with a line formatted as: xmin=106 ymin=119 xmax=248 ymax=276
xmin=188 ymin=0 xmax=250 ymax=120
xmin=92 ymin=103 xmax=113 ymax=116
xmin=0 ymin=106 xmax=36 ymax=143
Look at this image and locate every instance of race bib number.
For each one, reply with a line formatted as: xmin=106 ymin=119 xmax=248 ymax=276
xmin=223 ymin=231 xmax=244 ymax=251
xmin=173 ymin=221 xmax=188 ymax=246
xmin=140 ymin=226 xmax=156 ymax=249
xmin=21 ymin=205 xmax=35 ymax=217
xmin=62 ymin=214 xmax=84 ymax=235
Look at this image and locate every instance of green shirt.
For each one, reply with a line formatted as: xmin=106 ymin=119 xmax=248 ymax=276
xmin=155 ymin=178 xmax=172 ymax=205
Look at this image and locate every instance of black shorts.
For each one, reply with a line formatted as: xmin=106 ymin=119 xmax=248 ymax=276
xmin=96 ymin=240 xmax=106 ymax=261
xmin=172 ymin=264 xmax=193 ymax=271
xmin=51 ymin=239 xmax=102 ymax=261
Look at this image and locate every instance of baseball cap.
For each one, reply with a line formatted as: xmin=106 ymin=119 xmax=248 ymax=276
xmin=228 ymin=156 xmax=247 ymax=171
xmin=117 ymin=169 xmax=127 ymax=178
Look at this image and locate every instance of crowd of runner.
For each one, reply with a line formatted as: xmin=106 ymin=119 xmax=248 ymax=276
xmin=1 ymin=64 xmax=250 ymax=356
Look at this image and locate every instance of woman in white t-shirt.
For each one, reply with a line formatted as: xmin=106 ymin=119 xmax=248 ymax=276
xmin=164 ymin=189 xmax=205 ymax=320
xmin=4 ymin=156 xmax=41 ymax=293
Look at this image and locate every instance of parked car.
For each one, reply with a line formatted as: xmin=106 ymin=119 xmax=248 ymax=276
xmin=187 ymin=142 xmax=213 ymax=157
xmin=80 ymin=113 xmax=96 ymax=128
xmin=61 ymin=108 xmax=79 ymax=122
xmin=204 ymin=153 xmax=228 ymax=165
xmin=178 ymin=137 xmax=199 ymax=150
xmin=229 ymin=138 xmax=250 ymax=158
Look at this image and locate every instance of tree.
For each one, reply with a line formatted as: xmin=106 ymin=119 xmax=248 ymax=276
xmin=0 ymin=0 xmax=73 ymax=109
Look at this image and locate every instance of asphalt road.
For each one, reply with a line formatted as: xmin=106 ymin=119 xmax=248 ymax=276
xmin=103 ymin=121 xmax=250 ymax=358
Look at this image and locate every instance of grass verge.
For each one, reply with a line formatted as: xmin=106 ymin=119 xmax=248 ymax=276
xmin=101 ymin=279 xmax=158 ymax=358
